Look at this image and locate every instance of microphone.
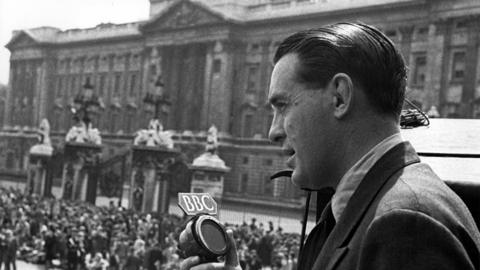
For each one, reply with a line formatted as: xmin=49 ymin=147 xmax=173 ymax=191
xmin=177 ymin=193 xmax=228 ymax=263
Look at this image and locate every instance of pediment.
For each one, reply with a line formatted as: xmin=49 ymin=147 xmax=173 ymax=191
xmin=6 ymin=32 xmax=38 ymax=50
xmin=142 ymin=0 xmax=235 ymax=32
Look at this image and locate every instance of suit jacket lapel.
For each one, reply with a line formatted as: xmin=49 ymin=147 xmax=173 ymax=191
xmin=312 ymin=142 xmax=420 ymax=270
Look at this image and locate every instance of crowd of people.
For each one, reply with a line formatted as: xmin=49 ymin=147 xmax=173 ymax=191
xmin=0 ymin=186 xmax=300 ymax=270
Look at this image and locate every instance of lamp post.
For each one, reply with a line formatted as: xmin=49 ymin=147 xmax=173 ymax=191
xmin=143 ymin=75 xmax=171 ymax=122
xmin=63 ymin=77 xmax=103 ymax=203
xmin=72 ymin=77 xmax=101 ymax=130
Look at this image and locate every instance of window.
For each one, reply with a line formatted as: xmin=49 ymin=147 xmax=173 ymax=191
xmin=6 ymin=152 xmax=15 ymax=169
xmin=451 ymin=51 xmax=466 ymax=81
xmin=263 ymin=159 xmax=273 ymax=166
xmin=417 ymin=27 xmax=428 ymax=36
xmin=129 ymin=74 xmax=137 ymax=96
xmin=149 ymin=64 xmax=157 ymax=80
xmin=113 ymin=74 xmax=121 ymax=96
xmin=98 ymin=74 xmax=106 ymax=96
xmin=125 ymin=110 xmax=134 ymax=133
xmin=413 ymin=55 xmax=427 ymax=86
xmin=56 ymin=76 xmax=64 ymax=97
xmin=240 ymin=173 xmax=249 ymax=193
xmin=84 ymin=76 xmax=92 ymax=88
xmin=242 ymin=114 xmax=254 ymax=137
xmin=242 ymin=156 xmax=249 ymax=164
xmin=110 ymin=110 xmax=119 ymax=133
xmin=213 ymin=59 xmax=222 ymax=73
xmin=246 ymin=64 xmax=260 ymax=92
xmin=455 ymin=20 xmax=468 ymax=29
xmin=53 ymin=110 xmax=61 ymax=131
xmin=264 ymin=175 xmax=273 ymax=196
xmin=71 ymin=77 xmax=77 ymax=95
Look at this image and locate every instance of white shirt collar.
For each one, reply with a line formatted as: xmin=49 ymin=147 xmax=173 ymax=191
xmin=331 ymin=133 xmax=404 ymax=222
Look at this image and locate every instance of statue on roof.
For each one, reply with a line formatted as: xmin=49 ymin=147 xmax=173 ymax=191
xmin=206 ymin=125 xmax=218 ymax=154
xmin=134 ymin=119 xmax=174 ymax=149
xmin=65 ymin=121 xmax=102 ymax=145
xmin=30 ymin=118 xmax=54 ymax=156
xmin=38 ymin=119 xmax=51 ymax=146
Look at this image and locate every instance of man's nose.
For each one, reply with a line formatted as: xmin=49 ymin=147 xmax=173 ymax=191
xmin=268 ymin=118 xmax=285 ymax=143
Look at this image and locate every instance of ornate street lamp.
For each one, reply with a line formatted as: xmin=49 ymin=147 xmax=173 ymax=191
xmin=72 ymin=77 xmax=101 ymax=129
xmin=143 ymin=75 xmax=171 ymax=121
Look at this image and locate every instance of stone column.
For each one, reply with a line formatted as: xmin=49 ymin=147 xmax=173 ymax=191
xmin=155 ymin=171 xmax=171 ymax=213
xmin=425 ymin=22 xmax=445 ymax=111
xmin=4 ymin=61 xmax=15 ymax=129
xmin=142 ymin=164 xmax=157 ymax=212
xmin=461 ymin=16 xmax=480 ymax=117
xmin=71 ymin=161 xmax=84 ymax=200
xmin=436 ymin=18 xmax=454 ymax=117
xmin=398 ymin=25 xmax=415 ymax=63
xmin=201 ymin=42 xmax=214 ymax=130
xmin=206 ymin=40 xmax=236 ymax=133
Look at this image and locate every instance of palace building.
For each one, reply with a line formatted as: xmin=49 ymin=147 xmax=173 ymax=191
xmin=2 ymin=0 xmax=480 ymax=206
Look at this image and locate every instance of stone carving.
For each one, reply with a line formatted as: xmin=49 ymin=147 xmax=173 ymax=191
xmin=206 ymin=125 xmax=218 ymax=154
xmin=159 ymin=2 xmax=220 ymax=30
xmin=191 ymin=125 xmax=228 ymax=170
xmin=38 ymin=119 xmax=51 ymax=145
xmin=133 ymin=119 xmax=174 ymax=148
xmin=65 ymin=122 xmax=102 ymax=145
xmin=30 ymin=119 xmax=53 ymax=156
xmin=149 ymin=48 xmax=162 ymax=89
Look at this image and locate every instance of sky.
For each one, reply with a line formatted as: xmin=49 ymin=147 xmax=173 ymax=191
xmin=0 ymin=0 xmax=150 ymax=85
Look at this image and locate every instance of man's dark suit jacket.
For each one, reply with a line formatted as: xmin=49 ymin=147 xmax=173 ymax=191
xmin=299 ymin=142 xmax=480 ymax=270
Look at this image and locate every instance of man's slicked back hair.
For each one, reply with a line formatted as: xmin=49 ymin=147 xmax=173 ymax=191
xmin=274 ymin=22 xmax=407 ymax=117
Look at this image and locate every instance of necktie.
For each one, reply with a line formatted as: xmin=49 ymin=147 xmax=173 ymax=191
xmin=298 ymin=202 xmax=336 ymax=269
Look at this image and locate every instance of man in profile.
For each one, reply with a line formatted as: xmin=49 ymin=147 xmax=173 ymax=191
xmin=180 ymin=22 xmax=480 ymax=270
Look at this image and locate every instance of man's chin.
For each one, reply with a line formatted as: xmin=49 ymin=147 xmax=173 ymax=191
xmin=291 ymin=170 xmax=307 ymax=189
xmin=291 ymin=169 xmax=330 ymax=190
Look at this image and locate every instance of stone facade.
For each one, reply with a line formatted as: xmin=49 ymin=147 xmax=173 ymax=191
xmin=3 ymin=0 xmax=480 ymax=204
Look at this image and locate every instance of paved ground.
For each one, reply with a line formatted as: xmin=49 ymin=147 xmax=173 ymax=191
xmin=14 ymin=261 xmax=45 ymax=270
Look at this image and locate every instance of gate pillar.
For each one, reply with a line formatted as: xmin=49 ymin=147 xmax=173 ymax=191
xmin=130 ymin=119 xmax=179 ymax=213
xmin=26 ymin=119 xmax=54 ymax=197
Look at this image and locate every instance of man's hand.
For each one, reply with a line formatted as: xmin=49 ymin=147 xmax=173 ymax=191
xmin=180 ymin=230 xmax=242 ymax=270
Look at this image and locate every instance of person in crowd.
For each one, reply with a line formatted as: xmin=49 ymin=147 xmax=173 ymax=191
xmin=143 ymin=243 xmax=163 ymax=270
xmin=124 ymin=247 xmax=144 ymax=270
xmin=4 ymin=229 xmax=18 ymax=270
xmin=66 ymin=230 xmax=82 ymax=270
xmin=246 ymin=250 xmax=262 ymax=270
xmin=0 ymin=186 xmax=301 ymax=270
xmin=85 ymin=252 xmax=109 ymax=270
xmin=180 ymin=22 xmax=480 ymax=270
xmin=44 ymin=225 xmax=58 ymax=269
xmin=0 ymin=229 xmax=6 ymax=270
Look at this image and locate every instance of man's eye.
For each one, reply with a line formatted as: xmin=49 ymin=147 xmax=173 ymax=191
xmin=276 ymin=102 xmax=287 ymax=110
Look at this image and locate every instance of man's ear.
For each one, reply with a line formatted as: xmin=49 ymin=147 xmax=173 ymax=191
xmin=330 ymin=73 xmax=354 ymax=119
